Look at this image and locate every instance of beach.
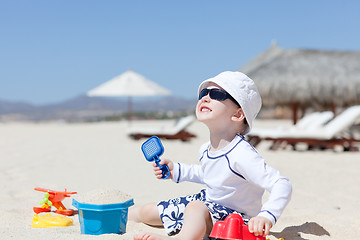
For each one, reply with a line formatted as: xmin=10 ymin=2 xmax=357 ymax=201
xmin=0 ymin=119 xmax=359 ymax=239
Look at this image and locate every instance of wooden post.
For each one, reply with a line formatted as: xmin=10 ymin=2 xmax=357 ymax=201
xmin=331 ymin=103 xmax=336 ymax=116
xmin=292 ymin=102 xmax=298 ymax=125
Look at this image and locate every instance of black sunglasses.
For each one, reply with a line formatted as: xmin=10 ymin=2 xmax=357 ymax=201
xmin=199 ymin=88 xmax=240 ymax=107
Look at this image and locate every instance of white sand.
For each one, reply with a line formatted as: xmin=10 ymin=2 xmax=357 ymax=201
xmin=0 ymin=119 xmax=359 ymax=239
xmin=75 ymin=189 xmax=132 ymax=205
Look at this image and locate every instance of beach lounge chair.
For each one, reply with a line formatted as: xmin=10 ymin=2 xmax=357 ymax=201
xmin=247 ymin=111 xmax=334 ymax=147
xmin=127 ymin=115 xmax=197 ymax=141
xmin=247 ymin=106 xmax=360 ymax=151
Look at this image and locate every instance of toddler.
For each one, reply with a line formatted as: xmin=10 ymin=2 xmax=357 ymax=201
xmin=130 ymin=71 xmax=292 ymax=240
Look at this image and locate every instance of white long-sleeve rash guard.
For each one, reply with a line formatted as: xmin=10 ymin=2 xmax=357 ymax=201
xmin=171 ymin=134 xmax=292 ymax=225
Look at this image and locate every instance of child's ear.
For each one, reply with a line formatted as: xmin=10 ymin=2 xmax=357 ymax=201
xmin=231 ymin=108 xmax=246 ymax=122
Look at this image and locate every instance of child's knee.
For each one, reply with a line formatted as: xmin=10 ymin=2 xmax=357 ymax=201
xmin=185 ymin=201 xmax=209 ymax=216
xmin=184 ymin=201 xmax=213 ymax=234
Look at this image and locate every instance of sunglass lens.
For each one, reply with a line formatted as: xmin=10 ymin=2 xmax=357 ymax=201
xmin=209 ymin=89 xmax=227 ymax=101
xmin=199 ymin=89 xmax=209 ymax=100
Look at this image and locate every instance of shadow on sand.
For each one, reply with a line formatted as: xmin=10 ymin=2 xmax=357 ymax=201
xmin=270 ymin=222 xmax=330 ymax=240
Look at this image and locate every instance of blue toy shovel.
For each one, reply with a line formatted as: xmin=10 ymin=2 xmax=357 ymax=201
xmin=141 ymin=136 xmax=170 ymax=179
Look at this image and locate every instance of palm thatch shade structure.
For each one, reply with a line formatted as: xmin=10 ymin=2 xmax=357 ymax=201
xmin=239 ymin=43 xmax=360 ymax=124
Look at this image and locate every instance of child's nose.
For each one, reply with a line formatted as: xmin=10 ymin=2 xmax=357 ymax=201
xmin=201 ymin=94 xmax=211 ymax=103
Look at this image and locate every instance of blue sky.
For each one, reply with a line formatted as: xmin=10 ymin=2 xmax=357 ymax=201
xmin=1 ymin=1 xmax=359 ymax=105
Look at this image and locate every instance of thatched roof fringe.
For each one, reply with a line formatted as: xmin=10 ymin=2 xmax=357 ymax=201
xmin=239 ymin=44 xmax=360 ymax=109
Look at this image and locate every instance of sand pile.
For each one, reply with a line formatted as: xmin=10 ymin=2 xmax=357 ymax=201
xmin=75 ymin=189 xmax=132 ymax=205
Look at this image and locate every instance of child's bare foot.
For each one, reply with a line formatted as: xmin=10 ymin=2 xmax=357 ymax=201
xmin=133 ymin=233 xmax=175 ymax=240
xmin=133 ymin=233 xmax=152 ymax=240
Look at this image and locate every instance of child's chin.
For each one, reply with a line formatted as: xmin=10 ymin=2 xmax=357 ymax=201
xmin=196 ymin=115 xmax=212 ymax=123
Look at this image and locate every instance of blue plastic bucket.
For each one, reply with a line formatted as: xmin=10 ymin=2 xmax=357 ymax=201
xmin=72 ymin=198 xmax=134 ymax=235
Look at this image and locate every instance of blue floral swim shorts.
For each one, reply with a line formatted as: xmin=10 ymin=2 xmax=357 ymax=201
xmin=157 ymin=189 xmax=247 ymax=236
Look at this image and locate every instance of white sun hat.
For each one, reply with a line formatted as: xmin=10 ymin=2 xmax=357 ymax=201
xmin=198 ymin=71 xmax=262 ymax=135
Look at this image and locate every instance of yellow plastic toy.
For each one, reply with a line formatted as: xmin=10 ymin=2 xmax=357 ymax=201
xmin=32 ymin=213 xmax=73 ymax=228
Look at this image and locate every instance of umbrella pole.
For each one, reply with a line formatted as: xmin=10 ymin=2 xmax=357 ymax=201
xmin=128 ymin=96 xmax=132 ymax=121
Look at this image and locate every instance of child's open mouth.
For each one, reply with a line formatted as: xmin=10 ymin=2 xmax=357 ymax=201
xmin=200 ymin=106 xmax=211 ymax=112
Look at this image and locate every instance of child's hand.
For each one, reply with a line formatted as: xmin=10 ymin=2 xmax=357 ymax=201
xmin=152 ymin=159 xmax=173 ymax=179
xmin=248 ymin=216 xmax=272 ymax=236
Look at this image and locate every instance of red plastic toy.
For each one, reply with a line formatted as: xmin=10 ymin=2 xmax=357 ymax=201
xmin=33 ymin=187 xmax=77 ymax=216
xmin=209 ymin=213 xmax=266 ymax=240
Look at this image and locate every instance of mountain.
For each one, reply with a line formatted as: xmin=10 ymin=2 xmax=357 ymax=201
xmin=0 ymin=95 xmax=197 ymax=122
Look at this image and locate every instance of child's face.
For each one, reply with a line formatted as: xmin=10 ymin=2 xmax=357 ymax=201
xmin=196 ymin=82 xmax=241 ymax=129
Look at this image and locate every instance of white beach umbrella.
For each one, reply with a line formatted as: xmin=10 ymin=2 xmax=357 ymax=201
xmin=87 ymin=70 xmax=171 ymax=119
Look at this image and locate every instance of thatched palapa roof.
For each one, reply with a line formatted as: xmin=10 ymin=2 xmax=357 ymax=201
xmin=239 ymin=43 xmax=360 ymax=122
